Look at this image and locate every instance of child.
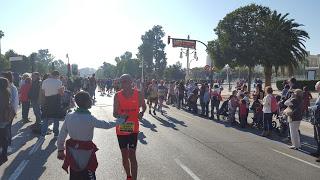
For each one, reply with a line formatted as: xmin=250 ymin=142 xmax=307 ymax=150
xmin=239 ymin=98 xmax=248 ymax=128
xmin=57 ymin=91 xmax=125 ymax=180
xmin=303 ymin=86 xmax=312 ymax=117
xmin=228 ymin=95 xmax=238 ymax=125
xmin=250 ymin=95 xmax=263 ymax=128
xmin=211 ymin=84 xmax=222 ymax=120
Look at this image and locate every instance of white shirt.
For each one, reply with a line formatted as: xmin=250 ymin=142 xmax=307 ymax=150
xmin=262 ymin=94 xmax=272 ymax=113
xmin=9 ymin=83 xmax=19 ymax=113
xmin=41 ymin=78 xmax=62 ymax=97
xmin=57 ymin=112 xmax=125 ymax=150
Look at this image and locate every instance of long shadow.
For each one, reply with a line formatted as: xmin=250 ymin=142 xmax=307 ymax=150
xmin=138 ymin=132 xmax=147 ymax=145
xmin=140 ymin=118 xmax=157 ymax=132
xmin=9 ymin=124 xmax=38 ymax=155
xmin=2 ymin=138 xmax=57 ymax=180
xmin=162 ymin=114 xmax=188 ymax=127
xmin=152 ymin=115 xmax=178 ymax=131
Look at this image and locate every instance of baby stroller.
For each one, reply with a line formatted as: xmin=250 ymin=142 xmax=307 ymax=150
xmin=218 ymin=100 xmax=229 ymax=120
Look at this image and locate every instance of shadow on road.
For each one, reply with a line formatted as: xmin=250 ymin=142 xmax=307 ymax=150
xmin=138 ymin=132 xmax=147 ymax=145
xmin=2 ymin=137 xmax=57 ymax=180
xmin=140 ymin=118 xmax=157 ymax=132
xmin=152 ymin=115 xmax=179 ymax=131
xmin=162 ymin=114 xmax=188 ymax=127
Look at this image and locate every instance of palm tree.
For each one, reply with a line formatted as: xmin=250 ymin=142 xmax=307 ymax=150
xmin=0 ymin=30 xmax=4 ymax=59
xmin=262 ymin=11 xmax=309 ymax=87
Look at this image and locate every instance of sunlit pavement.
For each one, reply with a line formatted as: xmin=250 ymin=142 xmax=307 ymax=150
xmin=1 ymin=91 xmax=320 ymax=180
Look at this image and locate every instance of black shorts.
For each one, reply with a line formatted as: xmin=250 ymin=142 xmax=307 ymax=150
xmin=117 ymin=133 xmax=138 ymax=149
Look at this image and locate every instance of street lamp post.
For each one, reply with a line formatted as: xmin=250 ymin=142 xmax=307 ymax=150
xmin=224 ymin=64 xmax=231 ymax=91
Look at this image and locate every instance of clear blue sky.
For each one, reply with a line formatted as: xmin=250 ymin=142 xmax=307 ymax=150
xmin=0 ymin=0 xmax=319 ymax=69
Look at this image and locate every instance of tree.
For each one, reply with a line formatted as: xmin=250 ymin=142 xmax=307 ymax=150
xmin=137 ymin=25 xmax=167 ymax=79
xmin=5 ymin=49 xmax=30 ymax=73
xmin=164 ymin=61 xmax=185 ymax=81
xmin=261 ymin=11 xmax=309 ymax=86
xmin=115 ymin=51 xmax=140 ymax=78
xmin=35 ymin=49 xmax=55 ymax=74
xmin=0 ymin=54 xmax=10 ymax=71
xmin=0 ymin=30 xmax=4 ymax=60
xmin=210 ymin=4 xmax=271 ymax=91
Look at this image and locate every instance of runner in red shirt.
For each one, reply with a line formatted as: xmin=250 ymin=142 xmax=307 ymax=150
xmin=113 ymin=74 xmax=146 ymax=180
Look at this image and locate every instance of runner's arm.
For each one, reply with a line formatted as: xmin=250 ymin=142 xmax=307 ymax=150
xmin=113 ymin=93 xmax=128 ymax=119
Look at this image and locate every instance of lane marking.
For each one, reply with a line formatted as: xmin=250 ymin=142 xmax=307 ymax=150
xmin=28 ymin=138 xmax=45 ymax=155
xmin=175 ymin=158 xmax=201 ymax=180
xmin=8 ymin=160 xmax=29 ymax=180
xmin=271 ymin=148 xmax=320 ymax=169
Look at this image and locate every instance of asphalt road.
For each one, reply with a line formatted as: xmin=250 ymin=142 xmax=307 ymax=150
xmin=1 ymin=92 xmax=320 ymax=180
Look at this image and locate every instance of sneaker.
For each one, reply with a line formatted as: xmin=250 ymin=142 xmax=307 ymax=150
xmin=127 ymin=176 xmax=132 ymax=180
xmin=288 ymin=145 xmax=299 ymax=150
xmin=7 ymin=146 xmax=13 ymax=153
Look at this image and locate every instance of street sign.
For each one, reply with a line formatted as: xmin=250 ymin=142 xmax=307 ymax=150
xmin=172 ymin=38 xmax=196 ymax=49
xmin=9 ymin=56 xmax=23 ymax=61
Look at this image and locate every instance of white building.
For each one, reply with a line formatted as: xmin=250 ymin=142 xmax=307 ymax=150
xmin=305 ymin=51 xmax=320 ymax=80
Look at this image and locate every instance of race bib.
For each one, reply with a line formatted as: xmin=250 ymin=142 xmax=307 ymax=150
xmin=119 ymin=122 xmax=135 ymax=132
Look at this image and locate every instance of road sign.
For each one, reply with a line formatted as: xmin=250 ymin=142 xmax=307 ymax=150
xmin=9 ymin=56 xmax=23 ymax=61
xmin=172 ymin=38 xmax=196 ymax=49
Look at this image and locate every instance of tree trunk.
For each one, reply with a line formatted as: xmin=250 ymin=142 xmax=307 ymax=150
xmin=264 ymin=64 xmax=272 ymax=88
xmin=248 ymin=66 xmax=253 ymax=92
xmin=288 ymin=64 xmax=294 ymax=77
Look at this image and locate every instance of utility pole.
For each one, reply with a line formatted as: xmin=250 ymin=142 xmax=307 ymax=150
xmin=186 ymin=35 xmax=190 ymax=81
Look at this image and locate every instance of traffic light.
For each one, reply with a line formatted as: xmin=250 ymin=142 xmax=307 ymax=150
xmin=168 ymin=36 xmax=171 ymax=44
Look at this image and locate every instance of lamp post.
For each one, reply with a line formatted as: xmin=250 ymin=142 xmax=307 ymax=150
xmin=224 ymin=64 xmax=231 ymax=91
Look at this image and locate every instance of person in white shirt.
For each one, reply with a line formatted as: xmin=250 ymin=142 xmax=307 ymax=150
xmin=262 ymin=86 xmax=273 ymax=137
xmin=41 ymin=70 xmax=65 ymax=138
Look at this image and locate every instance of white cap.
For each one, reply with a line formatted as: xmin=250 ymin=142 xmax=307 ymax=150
xmin=315 ymin=81 xmax=320 ymax=92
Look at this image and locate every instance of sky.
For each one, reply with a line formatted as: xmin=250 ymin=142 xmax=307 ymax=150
xmin=0 ymin=0 xmax=319 ymax=70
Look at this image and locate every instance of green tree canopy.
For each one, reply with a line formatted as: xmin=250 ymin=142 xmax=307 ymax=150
xmin=137 ymin=25 xmax=167 ymax=79
xmin=164 ymin=61 xmax=185 ymax=81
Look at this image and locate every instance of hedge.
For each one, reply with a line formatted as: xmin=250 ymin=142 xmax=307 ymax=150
xmin=276 ymin=80 xmax=320 ymax=91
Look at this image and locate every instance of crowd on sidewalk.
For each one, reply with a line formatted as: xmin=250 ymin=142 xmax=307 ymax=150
xmin=1 ymin=70 xmax=320 ymax=179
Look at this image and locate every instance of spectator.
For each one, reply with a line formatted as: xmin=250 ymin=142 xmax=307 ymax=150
xmin=302 ymin=86 xmax=312 ymax=117
xmin=0 ymin=77 xmax=11 ymax=165
xmin=29 ymin=72 xmax=42 ymax=130
xmin=41 ymin=70 xmax=64 ymax=138
xmin=20 ymin=77 xmax=32 ymax=123
xmin=211 ymin=84 xmax=222 ymax=120
xmin=253 ymin=83 xmax=264 ymax=100
xmin=1 ymin=72 xmax=19 ymax=154
xmin=89 ymin=74 xmax=97 ymax=100
xmin=262 ymin=86 xmax=273 ymax=137
xmin=281 ymin=84 xmax=290 ymax=99
xmin=285 ymin=89 xmax=303 ymax=150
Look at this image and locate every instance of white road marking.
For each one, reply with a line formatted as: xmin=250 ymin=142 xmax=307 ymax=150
xmin=28 ymin=138 xmax=45 ymax=155
xmin=175 ymin=158 xmax=201 ymax=180
xmin=8 ymin=160 xmax=29 ymax=180
xmin=271 ymin=148 xmax=320 ymax=169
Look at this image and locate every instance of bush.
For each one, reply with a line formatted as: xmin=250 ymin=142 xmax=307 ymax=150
xmin=276 ymin=80 xmax=320 ymax=91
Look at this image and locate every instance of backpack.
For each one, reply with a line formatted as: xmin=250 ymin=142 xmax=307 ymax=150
xmin=271 ymin=95 xmax=278 ymax=113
